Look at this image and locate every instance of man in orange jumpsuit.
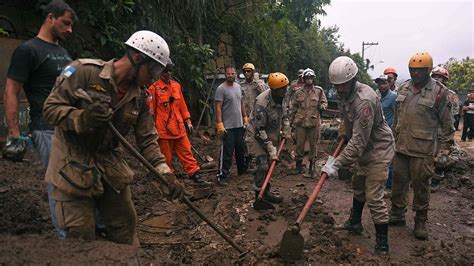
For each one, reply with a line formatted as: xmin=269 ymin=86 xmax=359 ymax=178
xmin=148 ymin=63 xmax=204 ymax=183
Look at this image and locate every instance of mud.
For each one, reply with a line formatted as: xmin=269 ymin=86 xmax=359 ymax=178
xmin=0 ymin=126 xmax=473 ymax=264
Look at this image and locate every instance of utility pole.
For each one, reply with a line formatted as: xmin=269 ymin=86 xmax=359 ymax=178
xmin=361 ymin=41 xmax=379 ymax=65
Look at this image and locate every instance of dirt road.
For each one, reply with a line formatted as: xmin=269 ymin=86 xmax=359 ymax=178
xmin=0 ymin=128 xmax=472 ymax=264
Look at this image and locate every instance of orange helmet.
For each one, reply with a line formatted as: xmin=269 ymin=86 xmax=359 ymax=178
xmin=408 ymin=52 xmax=433 ymax=70
xmin=431 ymin=66 xmax=449 ymax=80
xmin=268 ymin=72 xmax=289 ymax=90
xmin=383 ymin=67 xmax=398 ymax=77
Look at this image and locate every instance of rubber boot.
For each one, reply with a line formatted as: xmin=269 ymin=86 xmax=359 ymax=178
xmin=190 ymin=171 xmax=205 ymax=184
xmin=374 ymin=223 xmax=389 ymax=255
xmin=293 ymin=160 xmax=304 ymax=175
xmin=335 ymin=198 xmax=364 ymax=234
xmin=388 ymin=207 xmax=406 ymax=226
xmin=262 ymin=184 xmax=283 ymax=204
xmin=414 ymin=210 xmax=428 ymax=240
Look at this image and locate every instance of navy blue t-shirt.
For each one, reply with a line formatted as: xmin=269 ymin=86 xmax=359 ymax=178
xmin=7 ymin=37 xmax=72 ymax=131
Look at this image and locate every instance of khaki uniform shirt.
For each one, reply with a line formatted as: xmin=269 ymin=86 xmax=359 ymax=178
xmin=335 ymin=82 xmax=395 ymax=168
xmin=43 ymin=59 xmax=166 ymax=198
xmin=393 ymin=78 xmax=454 ymax=158
xmin=240 ymin=79 xmax=268 ymax=117
xmin=290 ymin=85 xmax=328 ymax=128
xmin=246 ymin=90 xmax=290 ymax=155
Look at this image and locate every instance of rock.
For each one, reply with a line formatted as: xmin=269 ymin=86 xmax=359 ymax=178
xmin=423 ymin=252 xmax=434 ymax=259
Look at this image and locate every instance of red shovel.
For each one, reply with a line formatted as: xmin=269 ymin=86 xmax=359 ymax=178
xmin=253 ymin=138 xmax=286 ymax=210
xmin=278 ymin=139 xmax=345 ymax=260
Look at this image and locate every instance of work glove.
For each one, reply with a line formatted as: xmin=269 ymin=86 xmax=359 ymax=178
xmin=266 ymin=142 xmax=278 ymax=161
xmin=320 ymin=103 xmax=328 ymax=110
xmin=84 ymin=99 xmax=114 ymax=128
xmin=243 ymin=116 xmax=249 ymax=129
xmin=185 ymin=119 xmax=194 ymax=135
xmin=216 ymin=122 xmax=227 ymax=139
xmin=321 ymin=156 xmax=339 ymax=178
xmin=155 ymin=163 xmax=185 ymax=200
xmin=2 ymin=136 xmax=26 ymax=162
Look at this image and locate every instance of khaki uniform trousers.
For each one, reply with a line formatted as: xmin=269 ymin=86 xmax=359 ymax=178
xmin=295 ymin=126 xmax=319 ymax=161
xmin=52 ymin=182 xmax=137 ymax=244
xmin=352 ymin=163 xmax=389 ymax=224
xmin=391 ymin=152 xmax=434 ymax=214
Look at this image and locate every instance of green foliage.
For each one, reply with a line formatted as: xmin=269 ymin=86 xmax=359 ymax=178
xmin=0 ymin=27 xmax=8 ymax=36
xmin=173 ymin=42 xmax=215 ymax=98
xmin=444 ymin=57 xmax=474 ymax=93
xmin=17 ymin=0 xmax=374 ymax=101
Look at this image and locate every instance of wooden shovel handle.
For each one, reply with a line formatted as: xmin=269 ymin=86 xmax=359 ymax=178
xmin=295 ymin=139 xmax=345 ymax=225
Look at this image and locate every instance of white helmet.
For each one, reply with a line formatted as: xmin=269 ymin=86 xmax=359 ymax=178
xmin=328 ymin=56 xmax=358 ymax=84
xmin=302 ymin=68 xmax=315 ymax=78
xmin=125 ymin=30 xmax=170 ymax=67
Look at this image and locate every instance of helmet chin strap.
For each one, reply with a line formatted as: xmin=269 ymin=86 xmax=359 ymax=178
xmin=126 ymin=49 xmax=147 ymax=84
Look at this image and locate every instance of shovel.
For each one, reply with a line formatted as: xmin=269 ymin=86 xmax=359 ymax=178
xmin=108 ymin=122 xmax=248 ymax=258
xmin=253 ymin=138 xmax=286 ymax=211
xmin=278 ymin=139 xmax=345 ymax=260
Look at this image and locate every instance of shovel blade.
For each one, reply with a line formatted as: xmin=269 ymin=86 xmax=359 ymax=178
xmin=278 ymin=229 xmax=305 ymax=260
xmin=253 ymin=199 xmax=275 ymax=210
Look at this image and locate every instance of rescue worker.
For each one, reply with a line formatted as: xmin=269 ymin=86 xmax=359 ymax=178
xmin=290 ymin=68 xmax=327 ymax=177
xmin=430 ymin=66 xmax=458 ymax=192
xmin=431 ymin=66 xmax=459 ymax=132
xmin=246 ymin=72 xmax=291 ymax=206
xmin=42 ymin=30 xmax=185 ymax=244
xmin=322 ymin=56 xmax=394 ymax=255
xmin=240 ymin=63 xmax=269 ymax=170
xmin=147 ymin=62 xmax=205 ymax=183
xmin=389 ymin=52 xmax=454 ymax=240
xmin=287 ymin=69 xmax=305 ymax=110
xmin=383 ymin=67 xmax=398 ymax=92
xmin=240 ymin=63 xmax=269 ymax=117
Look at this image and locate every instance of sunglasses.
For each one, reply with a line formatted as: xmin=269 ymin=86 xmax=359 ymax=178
xmin=243 ymin=69 xmax=253 ymax=73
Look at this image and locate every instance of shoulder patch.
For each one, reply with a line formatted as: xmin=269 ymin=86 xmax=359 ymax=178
xmin=359 ymin=102 xmax=373 ymax=128
xmin=60 ymin=65 xmax=75 ymax=78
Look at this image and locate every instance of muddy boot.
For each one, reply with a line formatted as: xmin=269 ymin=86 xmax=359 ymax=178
xmin=414 ymin=210 xmax=428 ymax=240
xmin=190 ymin=171 xmax=205 ymax=183
xmin=374 ymin=223 xmax=389 ymax=255
xmin=388 ymin=207 xmax=406 ymax=226
xmin=263 ymin=184 xmax=283 ymax=204
xmin=335 ymin=198 xmax=364 ymax=234
xmin=293 ymin=160 xmax=304 ymax=175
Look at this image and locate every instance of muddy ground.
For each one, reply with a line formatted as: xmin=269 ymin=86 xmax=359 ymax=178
xmin=0 ymin=123 xmax=473 ymax=265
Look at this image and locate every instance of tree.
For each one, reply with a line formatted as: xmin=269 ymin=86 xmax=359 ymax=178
xmin=444 ymin=57 xmax=474 ymax=93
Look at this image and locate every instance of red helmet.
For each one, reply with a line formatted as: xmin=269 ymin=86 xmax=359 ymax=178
xmin=431 ymin=66 xmax=449 ymax=80
xmin=383 ymin=67 xmax=398 ymax=77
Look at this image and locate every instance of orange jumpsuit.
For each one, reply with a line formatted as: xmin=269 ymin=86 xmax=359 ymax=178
xmin=148 ymin=79 xmax=200 ymax=176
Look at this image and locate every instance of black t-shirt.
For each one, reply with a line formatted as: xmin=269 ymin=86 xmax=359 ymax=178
xmin=7 ymin=37 xmax=72 ymax=131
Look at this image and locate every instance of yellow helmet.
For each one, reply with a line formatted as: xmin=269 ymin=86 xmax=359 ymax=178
xmin=268 ymin=72 xmax=289 ymax=90
xmin=408 ymin=52 xmax=433 ymax=70
xmin=242 ymin=63 xmax=255 ymax=71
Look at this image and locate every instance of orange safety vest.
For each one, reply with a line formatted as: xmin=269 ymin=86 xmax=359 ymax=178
xmin=147 ymin=79 xmax=191 ymax=139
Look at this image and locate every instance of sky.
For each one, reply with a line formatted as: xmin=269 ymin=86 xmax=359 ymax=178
xmin=319 ymin=0 xmax=473 ymax=81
